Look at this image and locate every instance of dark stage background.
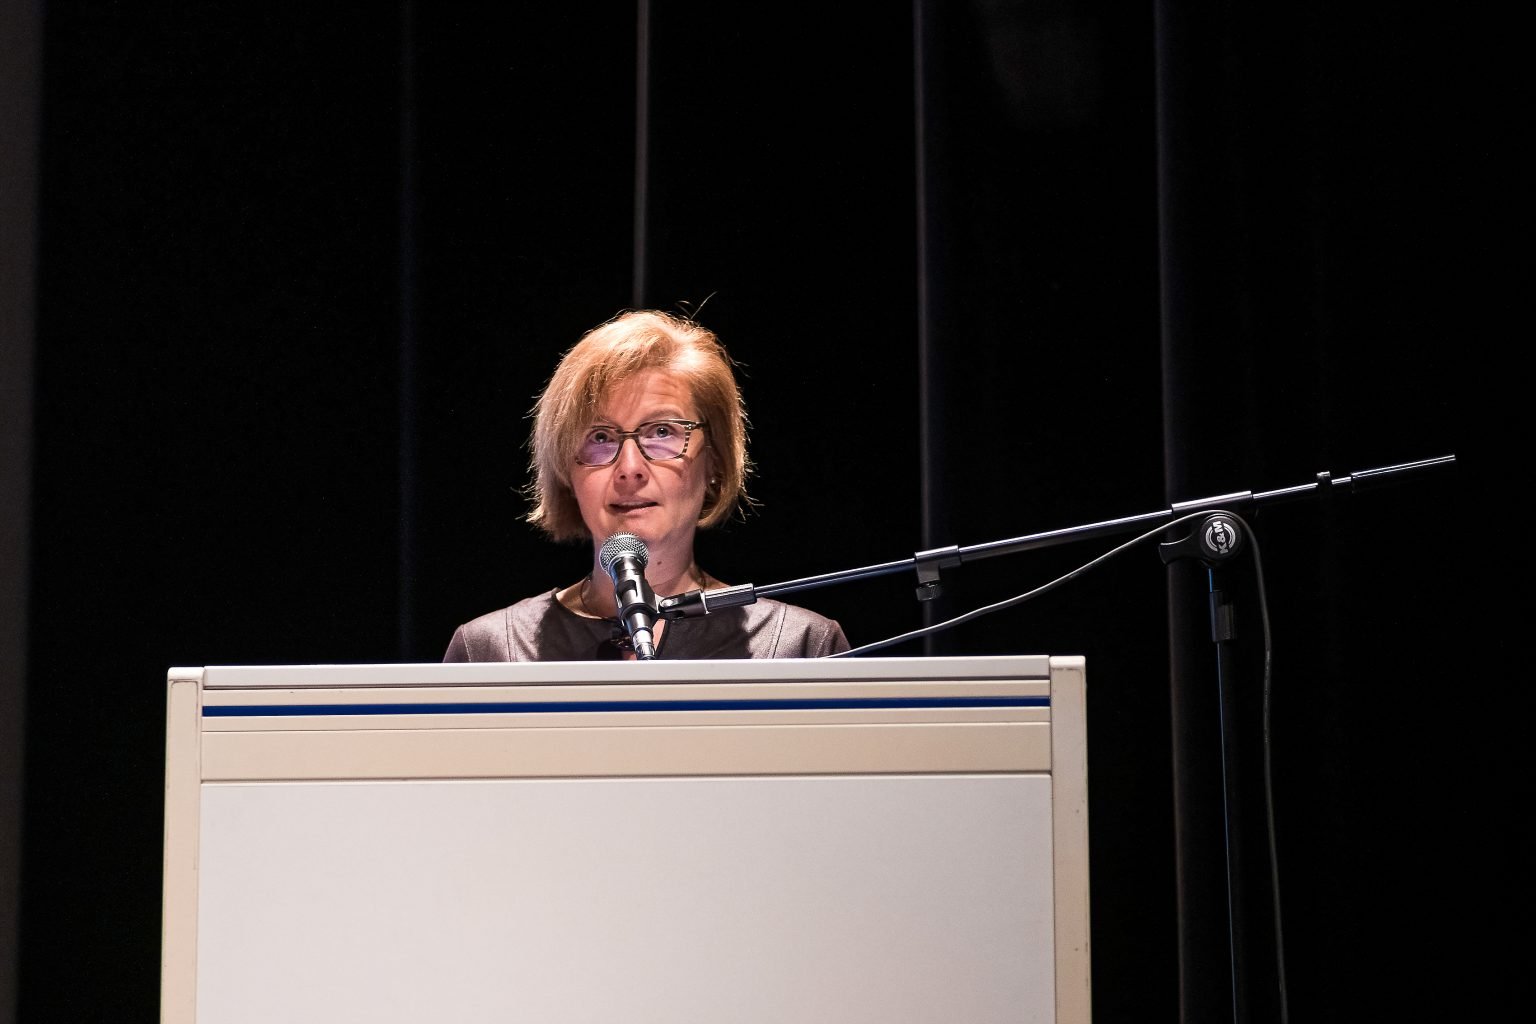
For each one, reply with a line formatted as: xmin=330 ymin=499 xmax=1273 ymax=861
xmin=4 ymin=3 xmax=1498 ymax=1022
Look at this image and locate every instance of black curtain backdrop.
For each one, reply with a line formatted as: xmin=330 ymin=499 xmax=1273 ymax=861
xmin=16 ymin=3 xmax=1493 ymax=1022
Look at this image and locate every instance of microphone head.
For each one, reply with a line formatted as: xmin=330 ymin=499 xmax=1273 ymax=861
xmin=598 ymin=533 xmax=649 ymax=575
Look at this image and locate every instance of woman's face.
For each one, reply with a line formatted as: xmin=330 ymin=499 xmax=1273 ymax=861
xmin=572 ymin=369 xmax=713 ymax=578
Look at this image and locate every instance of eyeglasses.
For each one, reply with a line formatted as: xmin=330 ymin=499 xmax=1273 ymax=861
xmin=575 ymin=419 xmax=707 ymax=466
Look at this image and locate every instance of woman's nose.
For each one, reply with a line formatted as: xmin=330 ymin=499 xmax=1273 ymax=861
xmin=613 ymin=436 xmax=649 ymax=475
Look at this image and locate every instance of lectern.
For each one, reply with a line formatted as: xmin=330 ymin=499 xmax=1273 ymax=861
xmin=162 ymin=655 xmax=1090 ymax=1023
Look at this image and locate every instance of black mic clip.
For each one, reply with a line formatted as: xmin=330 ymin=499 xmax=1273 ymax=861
xmin=658 ymin=583 xmax=759 ymax=620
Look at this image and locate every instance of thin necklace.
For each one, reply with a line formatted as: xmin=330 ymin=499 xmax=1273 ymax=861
xmin=578 ymin=575 xmax=612 ymax=621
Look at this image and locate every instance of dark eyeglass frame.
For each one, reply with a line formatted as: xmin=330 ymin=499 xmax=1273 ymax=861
xmin=574 ymin=418 xmax=708 ymax=466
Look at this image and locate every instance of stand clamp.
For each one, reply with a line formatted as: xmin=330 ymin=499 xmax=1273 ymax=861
xmin=1160 ymin=512 xmax=1246 ymax=644
xmin=913 ymin=544 xmax=961 ymax=601
xmin=1159 ymin=511 xmax=1246 ymax=568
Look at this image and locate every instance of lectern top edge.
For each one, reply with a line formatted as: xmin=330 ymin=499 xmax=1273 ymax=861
xmin=174 ymin=654 xmax=1064 ymax=690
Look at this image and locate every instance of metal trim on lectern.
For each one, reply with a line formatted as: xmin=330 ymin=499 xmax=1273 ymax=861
xmin=162 ymin=655 xmax=1090 ymax=1023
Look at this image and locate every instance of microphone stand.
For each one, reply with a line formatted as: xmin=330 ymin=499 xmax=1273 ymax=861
xmin=659 ymin=453 xmax=1454 ymax=1024
xmin=1159 ymin=512 xmax=1257 ymax=1023
xmin=659 ymin=455 xmax=1456 ymax=618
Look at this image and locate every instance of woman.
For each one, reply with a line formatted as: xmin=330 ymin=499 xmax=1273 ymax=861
xmin=442 ymin=309 xmax=849 ymax=661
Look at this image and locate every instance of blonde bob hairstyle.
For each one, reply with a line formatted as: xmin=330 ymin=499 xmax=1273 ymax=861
xmin=525 ymin=310 xmax=752 ymax=542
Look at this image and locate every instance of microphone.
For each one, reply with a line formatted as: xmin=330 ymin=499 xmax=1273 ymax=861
xmin=598 ymin=533 xmax=659 ymax=660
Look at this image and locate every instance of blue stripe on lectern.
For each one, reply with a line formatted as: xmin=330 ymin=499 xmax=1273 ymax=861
xmin=203 ymin=696 xmax=1050 ymax=718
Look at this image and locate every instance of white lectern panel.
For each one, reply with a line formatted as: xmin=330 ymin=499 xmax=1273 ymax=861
xmin=163 ymin=656 xmax=1089 ymax=1023
xmin=197 ymin=774 xmax=1053 ymax=1024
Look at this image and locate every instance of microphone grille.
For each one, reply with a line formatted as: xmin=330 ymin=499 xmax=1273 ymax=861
xmin=598 ymin=533 xmax=649 ymax=574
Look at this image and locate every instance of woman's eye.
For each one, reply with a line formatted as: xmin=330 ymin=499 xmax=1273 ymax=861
xmin=651 ymin=423 xmax=673 ymax=438
xmin=590 ymin=429 xmax=612 ymax=444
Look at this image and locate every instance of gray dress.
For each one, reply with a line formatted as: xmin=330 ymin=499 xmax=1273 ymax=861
xmin=442 ymin=590 xmax=849 ymax=662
